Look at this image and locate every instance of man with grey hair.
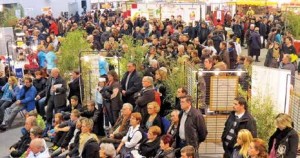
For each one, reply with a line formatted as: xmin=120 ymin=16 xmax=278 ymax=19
xmin=99 ymin=143 xmax=117 ymax=158
xmin=135 ymin=76 xmax=155 ymax=120
xmin=144 ymin=59 xmax=159 ymax=77
xmin=27 ymin=138 xmax=50 ymax=158
xmin=101 ymin=103 xmax=133 ymax=145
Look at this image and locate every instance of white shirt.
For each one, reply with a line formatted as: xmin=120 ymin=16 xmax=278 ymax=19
xmin=26 ymin=139 xmax=50 ymax=158
xmin=122 ymin=125 xmax=143 ymax=149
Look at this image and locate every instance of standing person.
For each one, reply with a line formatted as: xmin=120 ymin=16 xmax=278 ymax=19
xmin=121 ymin=62 xmax=142 ymax=107
xmin=264 ymin=42 xmax=281 ymax=68
xmin=103 ymin=70 xmax=122 ymax=125
xmin=135 ymin=76 xmax=155 ymax=121
xmin=248 ymin=138 xmax=268 ymax=158
xmin=68 ymin=70 xmax=84 ymax=104
xmin=280 ymin=54 xmax=296 ymax=86
xmin=268 ymin=113 xmax=298 ymax=158
xmin=174 ymin=87 xmax=187 ymax=110
xmin=222 ymin=96 xmax=257 ymax=158
xmin=0 ymin=77 xmax=37 ymax=131
xmin=231 ymin=129 xmax=253 ymax=158
xmin=219 ymin=42 xmax=230 ymax=69
xmin=45 ymin=44 xmax=57 ymax=74
xmin=33 ymin=71 xmax=47 ymax=118
xmin=249 ymin=27 xmax=261 ymax=62
xmin=176 ymin=96 xmax=207 ymax=151
xmin=38 ymin=68 xmax=67 ymax=126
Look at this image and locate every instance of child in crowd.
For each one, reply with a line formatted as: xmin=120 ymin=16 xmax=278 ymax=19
xmin=47 ymin=113 xmax=64 ymax=141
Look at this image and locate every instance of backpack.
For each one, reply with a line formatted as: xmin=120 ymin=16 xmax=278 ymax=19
xmin=153 ymin=90 xmax=161 ymax=106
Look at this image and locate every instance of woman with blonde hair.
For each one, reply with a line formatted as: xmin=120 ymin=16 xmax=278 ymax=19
xmin=232 ymin=129 xmax=253 ymax=158
xmin=248 ymin=138 xmax=268 ymax=158
xmin=154 ymin=69 xmax=171 ymax=116
xmin=0 ymin=76 xmax=19 ymax=124
xmin=143 ymin=101 xmax=162 ymax=132
xmin=268 ymin=113 xmax=298 ymax=158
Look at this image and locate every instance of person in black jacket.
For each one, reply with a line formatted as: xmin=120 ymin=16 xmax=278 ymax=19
xmin=9 ymin=116 xmax=37 ymax=157
xmin=68 ymin=70 xmax=84 ymax=104
xmin=33 ymin=71 xmax=47 ymax=117
xmin=174 ymin=87 xmax=187 ymax=110
xmin=121 ymin=62 xmax=142 ymax=107
xmin=222 ymin=96 xmax=257 ymax=158
xmin=81 ymin=101 xmax=104 ymax=136
xmin=268 ymin=113 xmax=299 ymax=158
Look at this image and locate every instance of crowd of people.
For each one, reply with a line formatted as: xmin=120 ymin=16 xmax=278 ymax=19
xmin=0 ymin=6 xmax=299 ymax=158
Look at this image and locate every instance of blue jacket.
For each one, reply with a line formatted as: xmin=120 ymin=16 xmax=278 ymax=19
xmin=17 ymin=85 xmax=37 ymax=111
xmin=1 ymin=83 xmax=19 ymax=102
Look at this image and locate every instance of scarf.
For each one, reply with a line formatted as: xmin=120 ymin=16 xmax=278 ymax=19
xmin=272 ymin=48 xmax=280 ymax=59
xmin=79 ymin=133 xmax=99 ymax=156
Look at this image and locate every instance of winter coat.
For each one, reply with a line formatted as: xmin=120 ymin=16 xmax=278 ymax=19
xmin=17 ymin=85 xmax=37 ymax=111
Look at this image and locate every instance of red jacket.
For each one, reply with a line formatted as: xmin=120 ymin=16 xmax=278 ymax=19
xmin=49 ymin=22 xmax=58 ymax=35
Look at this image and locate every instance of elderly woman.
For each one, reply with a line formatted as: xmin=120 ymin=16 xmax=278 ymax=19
xmin=132 ymin=126 xmax=161 ymax=157
xmin=102 ymin=70 xmax=122 ymax=126
xmin=78 ymin=118 xmax=99 ymax=158
xmin=154 ymin=134 xmax=176 ymax=158
xmin=116 ymin=112 xmax=144 ymax=157
xmin=0 ymin=76 xmax=19 ymax=124
xmin=143 ymin=101 xmax=162 ymax=132
xmin=99 ymin=143 xmax=116 ymax=158
xmin=268 ymin=113 xmax=299 ymax=158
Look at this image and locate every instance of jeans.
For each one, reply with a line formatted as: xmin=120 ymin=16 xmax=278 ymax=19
xmin=37 ymin=97 xmax=46 ymax=117
xmin=3 ymin=102 xmax=25 ymax=127
xmin=0 ymin=100 xmax=13 ymax=123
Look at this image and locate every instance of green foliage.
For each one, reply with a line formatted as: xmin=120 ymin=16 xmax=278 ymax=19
xmin=58 ymin=30 xmax=91 ymax=78
xmin=286 ymin=11 xmax=300 ymax=39
xmin=165 ymin=62 xmax=185 ymax=105
xmin=238 ymin=87 xmax=277 ymax=142
xmin=0 ymin=6 xmax=18 ymax=27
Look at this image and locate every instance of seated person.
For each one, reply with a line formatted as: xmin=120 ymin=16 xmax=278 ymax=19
xmin=27 ymin=138 xmax=50 ymax=158
xmin=51 ymin=109 xmax=80 ymax=151
xmin=181 ymin=145 xmax=196 ymax=158
xmin=9 ymin=116 xmax=37 ymax=157
xmin=77 ymin=118 xmax=99 ymax=158
xmin=81 ymin=101 xmax=103 ymax=136
xmin=47 ymin=113 xmax=64 ymax=143
xmin=22 ymin=126 xmax=48 ymax=157
xmin=21 ymin=110 xmax=46 ymax=135
xmin=61 ymin=96 xmax=83 ymax=119
xmin=101 ymin=103 xmax=132 ymax=145
xmin=154 ymin=134 xmax=176 ymax=158
xmin=116 ymin=112 xmax=144 ymax=157
xmin=132 ymin=125 xmax=161 ymax=157
xmin=0 ymin=76 xmax=19 ymax=124
xmin=142 ymin=101 xmax=162 ymax=132
xmin=99 ymin=143 xmax=117 ymax=158
xmin=0 ymin=77 xmax=37 ymax=131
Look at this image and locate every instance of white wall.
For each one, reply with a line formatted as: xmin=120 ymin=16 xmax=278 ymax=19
xmin=252 ymin=65 xmax=291 ymax=113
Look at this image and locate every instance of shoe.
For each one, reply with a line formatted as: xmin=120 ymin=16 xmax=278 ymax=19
xmin=0 ymin=125 xmax=7 ymax=131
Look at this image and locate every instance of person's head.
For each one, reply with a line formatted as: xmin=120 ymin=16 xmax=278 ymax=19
xmin=34 ymin=71 xmax=43 ymax=80
xmin=170 ymin=109 xmax=180 ymax=124
xmin=127 ymin=62 xmax=136 ymax=73
xmin=70 ymin=96 xmax=79 ymax=107
xmin=180 ymin=145 xmax=195 ymax=158
xmin=155 ymin=69 xmax=167 ymax=81
xmin=147 ymin=101 xmax=160 ymax=115
xmin=72 ymin=70 xmax=80 ymax=80
xmin=275 ymin=113 xmax=293 ymax=130
xmin=24 ymin=77 xmax=33 ymax=88
xmin=70 ymin=109 xmax=80 ymax=121
xmin=99 ymin=143 xmax=116 ymax=158
xmin=25 ymin=116 xmax=37 ymax=132
xmin=76 ymin=117 xmax=85 ymax=129
xmin=51 ymin=68 xmax=60 ymax=78
xmin=207 ymin=39 xmax=214 ymax=47
xmin=81 ymin=118 xmax=94 ymax=133
xmin=236 ymin=129 xmax=253 ymax=158
xmin=285 ymin=36 xmax=293 ymax=45
xmin=180 ymin=95 xmax=193 ymax=111
xmin=282 ymin=54 xmax=291 ymax=64
xmin=87 ymin=100 xmax=96 ymax=111
xmin=54 ymin=113 xmax=63 ymax=124
xmin=177 ymin=87 xmax=188 ymax=98
xmin=178 ymin=45 xmax=185 ymax=53
xmin=147 ymin=125 xmax=161 ymax=141
xmin=30 ymin=126 xmax=43 ymax=139
xmin=150 ymin=59 xmax=159 ymax=68
xmin=27 ymin=110 xmax=38 ymax=118
xmin=233 ymin=96 xmax=247 ymax=114
xmin=160 ymin=134 xmax=174 ymax=150
xmin=248 ymin=138 xmax=268 ymax=158
xmin=107 ymin=70 xmax=119 ymax=82
xmin=121 ymin=103 xmax=133 ymax=117
xmin=142 ymin=76 xmax=153 ymax=88
xmin=8 ymin=76 xmax=18 ymax=86
xmin=244 ymin=56 xmax=254 ymax=66
xmin=29 ymin=138 xmax=45 ymax=154
xmin=220 ymin=41 xmax=227 ymax=50
xmin=130 ymin=112 xmax=142 ymax=127
xmin=204 ymin=57 xmax=214 ymax=70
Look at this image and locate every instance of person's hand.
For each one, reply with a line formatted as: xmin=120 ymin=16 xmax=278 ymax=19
xmin=10 ymin=147 xmax=16 ymax=152
xmin=16 ymin=100 xmax=21 ymax=105
xmin=116 ymin=146 xmax=121 ymax=154
xmin=109 ymin=134 xmax=114 ymax=138
xmin=35 ymin=95 xmax=41 ymax=100
xmin=61 ymin=148 xmax=66 ymax=152
xmin=269 ymin=43 xmax=274 ymax=49
xmin=51 ymin=86 xmax=57 ymax=93
xmin=122 ymin=90 xmax=126 ymax=96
